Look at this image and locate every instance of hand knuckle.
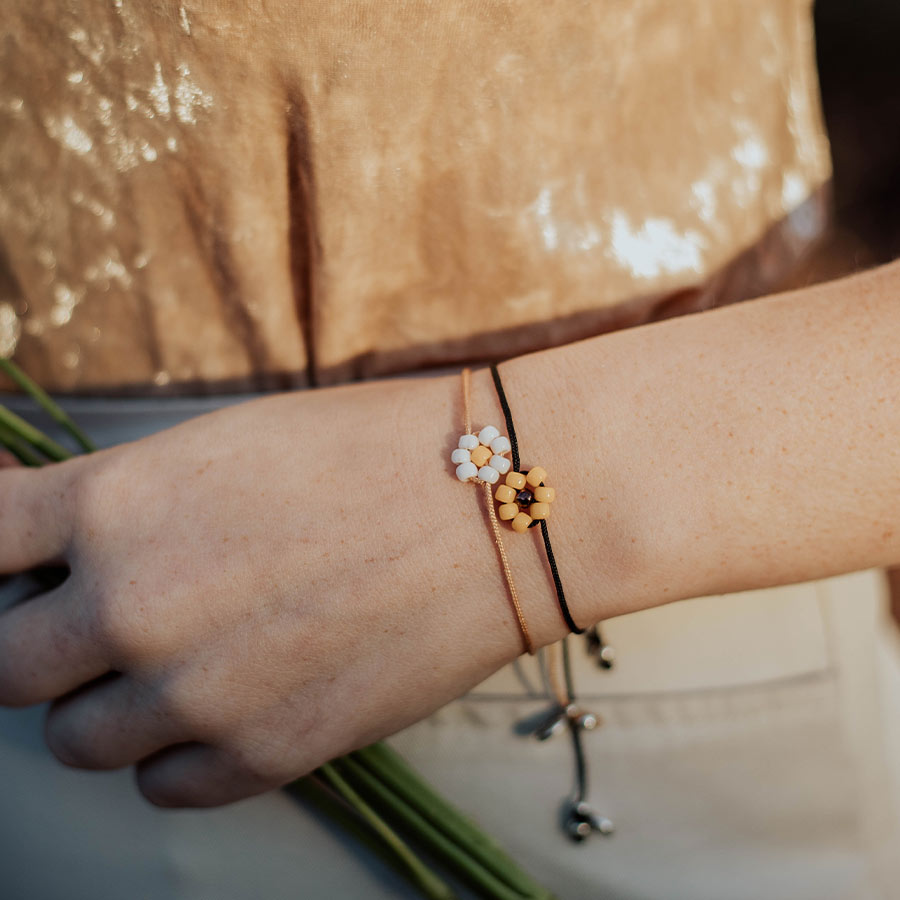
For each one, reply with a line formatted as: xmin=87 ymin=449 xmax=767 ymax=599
xmin=44 ymin=711 xmax=96 ymax=769
xmin=135 ymin=769 xmax=184 ymax=808
xmin=0 ymin=677 xmax=35 ymax=708
xmin=0 ymin=651 xmax=32 ymax=707
xmin=70 ymin=460 xmax=120 ymax=537
xmin=87 ymin=588 xmax=159 ymax=664
xmin=230 ymin=735 xmax=294 ymax=784
xmin=0 ymin=468 xmax=74 ymax=559
xmin=136 ymin=762 xmax=212 ymax=808
xmin=154 ymin=676 xmax=207 ymax=736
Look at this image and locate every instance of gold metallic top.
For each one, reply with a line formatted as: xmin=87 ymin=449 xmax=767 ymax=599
xmin=0 ymin=0 xmax=830 ymax=394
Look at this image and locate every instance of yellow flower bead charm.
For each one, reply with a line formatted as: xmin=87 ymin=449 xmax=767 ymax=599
xmin=505 ymin=471 xmax=526 ymax=491
xmin=511 ymin=512 xmax=533 ymax=533
xmin=493 ymin=466 xmax=555 ymax=531
xmin=498 ymin=503 xmax=519 ymax=521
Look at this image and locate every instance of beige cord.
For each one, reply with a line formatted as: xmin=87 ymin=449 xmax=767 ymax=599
xmin=482 ymin=480 xmax=536 ymax=655
xmin=462 ymin=368 xmax=536 ymax=656
xmin=544 ymin=640 xmax=571 ymax=708
xmin=462 ymin=365 xmax=474 ymax=436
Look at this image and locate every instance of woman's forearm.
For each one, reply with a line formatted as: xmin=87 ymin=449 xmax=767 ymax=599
xmin=7 ymin=260 xmax=900 ymax=805
xmin=481 ymin=259 xmax=900 ymax=631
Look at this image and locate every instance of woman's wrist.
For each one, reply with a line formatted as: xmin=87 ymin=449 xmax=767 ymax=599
xmin=428 ymin=360 xmax=642 ymax=645
xmin=411 ymin=369 xmax=573 ymax=656
xmin=493 ymin=259 xmax=900 ymax=629
xmin=474 ymin=353 xmax=662 ymax=633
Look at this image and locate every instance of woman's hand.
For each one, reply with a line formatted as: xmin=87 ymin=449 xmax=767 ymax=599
xmin=0 ymin=372 xmax=585 ymax=807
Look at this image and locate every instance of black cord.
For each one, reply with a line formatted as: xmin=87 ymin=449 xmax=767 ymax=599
xmin=489 ymin=362 xmax=620 ymax=839
xmin=570 ymin=721 xmax=588 ymax=805
xmin=489 ymin=363 xmax=520 ymax=473
xmin=539 ymin=519 xmax=585 ymax=635
xmin=561 ymin=636 xmax=587 ymax=804
xmin=489 ymin=362 xmax=584 ymax=635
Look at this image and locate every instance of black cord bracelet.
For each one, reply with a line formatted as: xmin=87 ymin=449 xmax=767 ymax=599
xmin=489 ymin=362 xmax=619 ymax=841
xmin=488 ymin=363 xmax=586 ymax=635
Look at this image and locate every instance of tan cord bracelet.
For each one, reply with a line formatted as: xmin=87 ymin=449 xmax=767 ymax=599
xmin=453 ymin=367 xmax=536 ymax=655
xmin=452 ymin=365 xmax=615 ymax=840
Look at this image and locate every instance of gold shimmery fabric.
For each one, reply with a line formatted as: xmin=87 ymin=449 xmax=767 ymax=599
xmin=0 ymin=0 xmax=831 ymax=394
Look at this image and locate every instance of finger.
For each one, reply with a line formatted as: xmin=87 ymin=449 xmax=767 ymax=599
xmin=0 ymin=581 xmax=108 ymax=706
xmin=44 ymin=673 xmax=193 ymax=771
xmin=135 ymin=741 xmax=290 ymax=808
xmin=0 ymin=463 xmax=74 ymax=573
xmin=0 ymin=451 xmax=21 ymax=469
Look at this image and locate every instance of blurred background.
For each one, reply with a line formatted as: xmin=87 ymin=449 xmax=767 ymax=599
xmin=809 ymin=0 xmax=900 ymax=275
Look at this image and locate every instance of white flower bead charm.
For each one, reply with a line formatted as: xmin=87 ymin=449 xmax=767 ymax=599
xmin=477 ymin=465 xmax=500 ymax=484
xmin=490 ymin=435 xmax=511 ymax=455
xmin=455 ymin=461 xmax=478 ymax=482
xmin=451 ymin=425 xmax=512 ymax=485
xmin=478 ymin=425 xmax=500 ymax=446
xmin=490 ymin=454 xmax=511 ymax=475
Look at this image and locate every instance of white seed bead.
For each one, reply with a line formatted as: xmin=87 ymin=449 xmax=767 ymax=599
xmin=490 ymin=454 xmax=511 ymax=475
xmin=490 ymin=435 xmax=511 ymax=455
xmin=455 ymin=461 xmax=478 ymax=481
xmin=477 ymin=465 xmax=500 ymax=484
xmin=458 ymin=434 xmax=479 ymax=451
xmin=478 ymin=425 xmax=500 ymax=446
xmin=450 ymin=448 xmax=471 ymax=465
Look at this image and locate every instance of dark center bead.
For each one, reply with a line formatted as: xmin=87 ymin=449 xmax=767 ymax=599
xmin=515 ymin=489 xmax=535 ymax=507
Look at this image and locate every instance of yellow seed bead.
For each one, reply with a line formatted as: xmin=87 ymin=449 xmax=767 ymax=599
xmin=511 ymin=512 xmax=533 ymax=533
xmin=530 ymin=502 xmax=550 ymax=520
xmin=534 ymin=485 xmax=555 ymax=503
xmin=506 ymin=471 xmax=526 ymax=490
xmin=498 ymin=503 xmax=519 ymax=521
xmin=495 ymin=484 xmax=517 ymax=504
xmin=525 ymin=466 xmax=547 ymax=488
xmin=470 ymin=445 xmax=492 ymax=468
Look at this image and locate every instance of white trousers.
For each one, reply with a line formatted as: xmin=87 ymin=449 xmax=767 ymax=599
xmin=2 ymin=394 xmax=900 ymax=900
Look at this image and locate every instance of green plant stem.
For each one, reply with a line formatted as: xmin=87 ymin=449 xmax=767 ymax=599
xmin=317 ymin=762 xmax=458 ymax=900
xmin=286 ymin=776 xmax=419 ymax=883
xmin=0 ymin=418 xmax=44 ymax=466
xmin=334 ymin=756 xmax=553 ymax=900
xmin=352 ymin=743 xmax=550 ymax=899
xmin=0 ymin=404 xmax=72 ymax=462
xmin=0 ymin=358 xmax=96 ymax=452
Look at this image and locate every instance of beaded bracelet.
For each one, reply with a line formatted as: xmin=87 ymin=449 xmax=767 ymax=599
xmin=487 ymin=363 xmax=585 ymax=636
xmin=453 ymin=367 xmax=536 ymax=655
xmin=451 ymin=365 xmax=585 ymax=641
xmin=451 ymin=364 xmax=616 ymax=840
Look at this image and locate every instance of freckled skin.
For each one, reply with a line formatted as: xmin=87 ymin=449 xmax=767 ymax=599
xmin=2 ymin=261 xmax=900 ymax=808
